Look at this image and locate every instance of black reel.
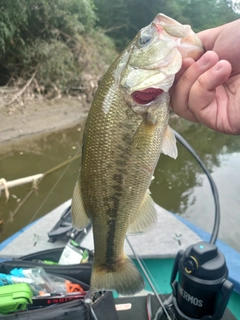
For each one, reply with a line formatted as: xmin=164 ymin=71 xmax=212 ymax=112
xmin=170 ymin=241 xmax=233 ymax=320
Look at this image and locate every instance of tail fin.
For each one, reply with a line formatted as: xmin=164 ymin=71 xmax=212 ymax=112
xmin=90 ymin=256 xmax=144 ymax=295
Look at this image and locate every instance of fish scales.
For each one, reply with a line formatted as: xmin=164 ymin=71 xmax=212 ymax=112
xmin=72 ymin=13 xmax=204 ymax=295
xmin=82 ymin=75 xmax=167 ymax=263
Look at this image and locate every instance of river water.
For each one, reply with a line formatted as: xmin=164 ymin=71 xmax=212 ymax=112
xmin=0 ymin=117 xmax=240 ymax=252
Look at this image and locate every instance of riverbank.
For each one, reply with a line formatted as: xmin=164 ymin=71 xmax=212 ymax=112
xmin=0 ymin=97 xmax=90 ymax=146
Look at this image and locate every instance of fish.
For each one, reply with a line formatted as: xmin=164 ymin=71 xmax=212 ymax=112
xmin=71 ymin=13 xmax=204 ymax=295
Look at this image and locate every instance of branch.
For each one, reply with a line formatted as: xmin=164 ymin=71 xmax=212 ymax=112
xmin=5 ymin=69 xmax=38 ymax=107
xmin=103 ymin=24 xmax=127 ymax=33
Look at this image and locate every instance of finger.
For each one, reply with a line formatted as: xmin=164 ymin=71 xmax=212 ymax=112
xmin=170 ymin=51 xmax=219 ymax=122
xmin=188 ymin=60 xmax=232 ymax=121
xmin=174 ymin=58 xmax=194 ymax=83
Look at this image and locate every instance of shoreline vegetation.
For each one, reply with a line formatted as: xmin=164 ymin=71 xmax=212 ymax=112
xmin=0 ymin=0 xmax=238 ymax=145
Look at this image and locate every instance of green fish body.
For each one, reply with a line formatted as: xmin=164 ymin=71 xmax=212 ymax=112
xmin=72 ymin=13 xmax=204 ymax=295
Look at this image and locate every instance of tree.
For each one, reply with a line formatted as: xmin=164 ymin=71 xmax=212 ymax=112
xmin=182 ymin=0 xmax=239 ymax=32
xmin=94 ymin=0 xmax=130 ymax=50
xmin=0 ymin=0 xmax=116 ymax=99
xmin=94 ymin=0 xmax=239 ymax=50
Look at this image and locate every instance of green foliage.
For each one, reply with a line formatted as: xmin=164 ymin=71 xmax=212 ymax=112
xmin=0 ymin=0 xmax=28 ymax=54
xmin=182 ymin=0 xmax=240 ymax=32
xmin=0 ymin=0 xmax=116 ymax=91
xmin=0 ymin=0 xmax=239 ymax=94
xmin=94 ymin=0 xmax=239 ymax=50
xmin=32 ymin=39 xmax=75 ymax=88
xmin=94 ymin=0 xmax=130 ymax=50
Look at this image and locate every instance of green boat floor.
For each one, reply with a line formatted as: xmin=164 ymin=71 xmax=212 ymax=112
xmin=135 ymin=258 xmax=174 ymax=294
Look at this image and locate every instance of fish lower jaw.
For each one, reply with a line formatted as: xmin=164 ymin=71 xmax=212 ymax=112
xmin=125 ymin=90 xmax=169 ymax=115
xmin=131 ymin=88 xmax=163 ymax=105
xmin=126 ymin=73 xmax=175 ymax=106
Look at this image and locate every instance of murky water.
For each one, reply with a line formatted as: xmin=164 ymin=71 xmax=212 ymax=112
xmin=0 ymin=125 xmax=83 ymax=242
xmin=152 ymin=117 xmax=240 ymax=252
xmin=1 ymin=117 xmax=240 ymax=252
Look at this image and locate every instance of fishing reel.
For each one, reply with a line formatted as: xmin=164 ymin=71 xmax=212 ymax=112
xmin=170 ymin=241 xmax=233 ymax=320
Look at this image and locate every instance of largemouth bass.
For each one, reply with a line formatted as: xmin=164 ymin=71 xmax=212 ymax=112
xmin=72 ymin=14 xmax=203 ymax=295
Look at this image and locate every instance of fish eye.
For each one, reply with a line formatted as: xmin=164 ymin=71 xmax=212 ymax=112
xmin=138 ymin=33 xmax=152 ymax=46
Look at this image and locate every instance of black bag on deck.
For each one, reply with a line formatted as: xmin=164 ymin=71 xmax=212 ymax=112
xmin=0 ymin=247 xmax=93 ymax=285
xmin=0 ymin=291 xmax=119 ymax=320
xmin=0 ymin=247 xmax=120 ymax=320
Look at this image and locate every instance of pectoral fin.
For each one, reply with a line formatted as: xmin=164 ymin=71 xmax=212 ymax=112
xmin=130 ymin=120 xmax=153 ymax=151
xmin=71 ymin=182 xmax=90 ymax=230
xmin=161 ymin=125 xmax=178 ymax=159
xmin=127 ymin=191 xmax=157 ymax=235
xmin=130 ymin=114 xmax=158 ymax=152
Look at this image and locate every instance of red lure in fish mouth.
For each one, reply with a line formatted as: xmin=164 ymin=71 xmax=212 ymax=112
xmin=131 ymin=88 xmax=163 ymax=105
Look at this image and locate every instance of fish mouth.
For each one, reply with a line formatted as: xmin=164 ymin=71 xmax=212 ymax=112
xmin=131 ymin=88 xmax=163 ymax=105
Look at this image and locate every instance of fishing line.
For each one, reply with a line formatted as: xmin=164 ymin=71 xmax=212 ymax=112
xmin=126 ymin=236 xmax=172 ymax=320
xmin=133 ymin=252 xmax=170 ymax=303
xmin=90 ymin=306 xmax=99 ymax=320
xmin=152 ymin=295 xmax=174 ymax=320
xmin=28 ymin=149 xmax=80 ymax=225
xmin=126 ymin=241 xmax=176 ymax=320
xmin=44 ymin=154 xmax=80 ymax=176
xmin=128 ymin=240 xmax=177 ymax=320
xmin=2 ymin=151 xmax=80 ymax=231
xmin=4 ymin=189 xmax=35 ymax=227
xmin=173 ymin=130 xmax=220 ymax=245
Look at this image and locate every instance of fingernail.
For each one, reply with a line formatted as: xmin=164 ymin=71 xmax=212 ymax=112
xmin=214 ymin=61 xmax=222 ymax=71
xmin=197 ymin=53 xmax=209 ymax=67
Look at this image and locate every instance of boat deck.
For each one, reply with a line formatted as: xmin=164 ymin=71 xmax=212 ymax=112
xmin=1 ymin=200 xmax=240 ymax=318
xmin=0 ymin=200 xmax=201 ymax=258
xmin=1 ymin=200 xmax=240 ymax=297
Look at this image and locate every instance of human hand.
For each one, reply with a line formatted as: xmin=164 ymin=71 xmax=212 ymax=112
xmin=170 ymin=19 xmax=240 ymax=135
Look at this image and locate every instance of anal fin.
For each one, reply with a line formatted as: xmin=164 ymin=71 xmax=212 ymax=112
xmin=127 ymin=192 xmax=157 ymax=235
xmin=71 ymin=182 xmax=90 ymax=230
